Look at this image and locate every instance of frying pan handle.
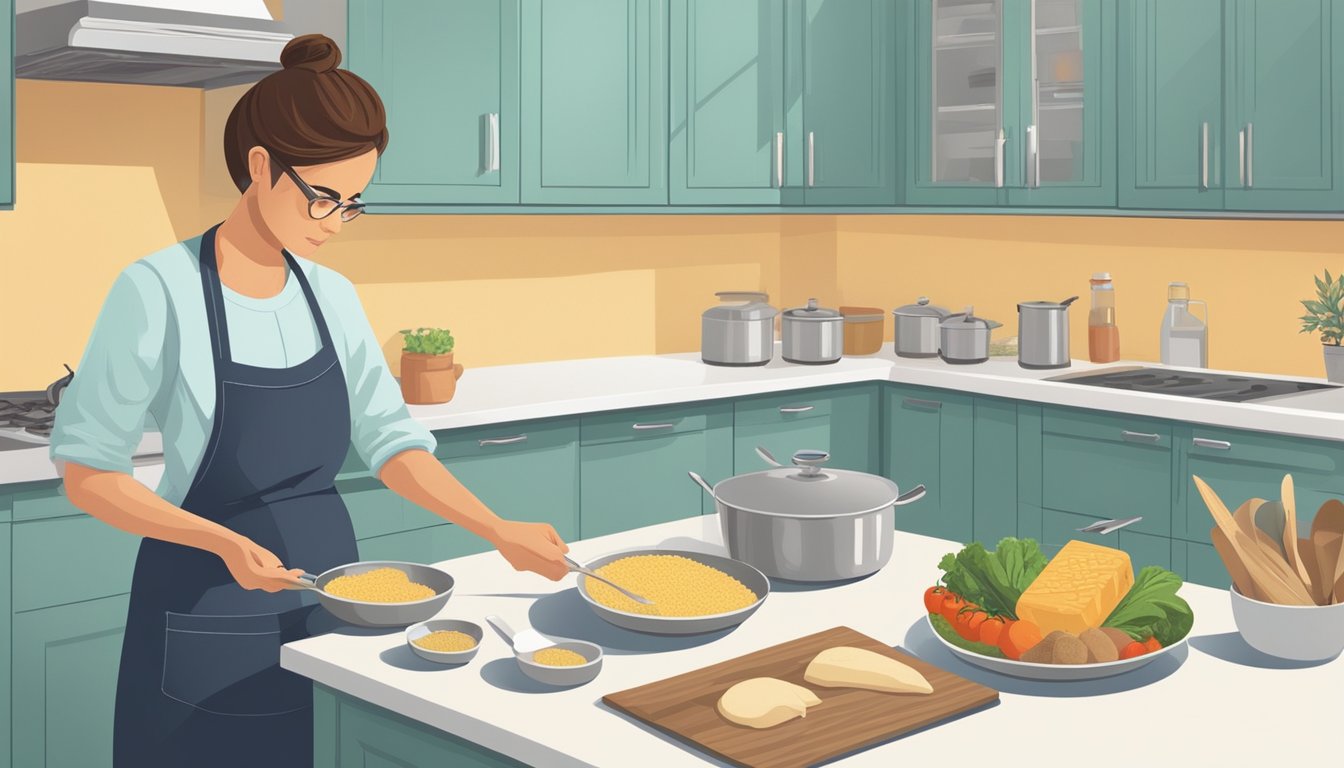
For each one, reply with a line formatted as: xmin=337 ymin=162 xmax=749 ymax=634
xmin=687 ymin=471 xmax=716 ymax=498
xmin=485 ymin=615 xmax=517 ymax=646
xmin=755 ymin=446 xmax=782 ymax=467
xmin=287 ymin=572 xmax=320 ymax=591
xmin=893 ymin=485 xmax=927 ymax=506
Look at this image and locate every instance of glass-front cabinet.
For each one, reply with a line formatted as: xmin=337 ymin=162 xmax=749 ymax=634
xmin=905 ymin=0 xmax=1114 ymax=207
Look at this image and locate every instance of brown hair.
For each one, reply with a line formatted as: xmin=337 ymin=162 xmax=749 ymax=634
xmin=223 ymin=34 xmax=388 ymax=192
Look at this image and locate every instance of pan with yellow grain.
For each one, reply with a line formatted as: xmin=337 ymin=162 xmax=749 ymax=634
xmin=575 ymin=549 xmax=770 ymax=635
xmin=290 ymin=560 xmax=455 ymax=628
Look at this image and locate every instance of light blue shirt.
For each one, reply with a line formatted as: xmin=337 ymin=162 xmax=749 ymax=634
xmin=50 ymin=233 xmax=437 ymax=506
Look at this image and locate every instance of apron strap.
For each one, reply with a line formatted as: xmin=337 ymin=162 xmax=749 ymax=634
xmin=281 ymin=250 xmax=337 ymax=353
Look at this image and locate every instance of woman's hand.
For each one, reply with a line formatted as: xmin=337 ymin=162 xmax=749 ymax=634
xmin=491 ymin=520 xmax=571 ymax=581
xmin=219 ymin=536 xmax=306 ymax=592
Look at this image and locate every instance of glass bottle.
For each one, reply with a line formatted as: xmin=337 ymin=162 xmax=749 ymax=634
xmin=1087 ymin=272 xmax=1120 ymax=363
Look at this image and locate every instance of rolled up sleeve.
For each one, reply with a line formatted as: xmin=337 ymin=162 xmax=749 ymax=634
xmin=50 ymin=264 xmax=167 ymax=476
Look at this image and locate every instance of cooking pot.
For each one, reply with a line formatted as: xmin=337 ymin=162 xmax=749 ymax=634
xmin=939 ymin=306 xmax=1001 ymax=365
xmin=701 ymin=291 xmax=778 ymax=366
xmin=688 ymin=447 xmax=926 ymax=582
xmin=781 ymin=298 xmax=844 ymax=365
xmin=1017 ymin=296 xmax=1078 ymax=370
xmin=892 ymin=298 xmax=955 ymax=358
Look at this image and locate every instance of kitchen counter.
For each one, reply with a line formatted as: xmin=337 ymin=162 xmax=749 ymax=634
xmin=282 ymin=515 xmax=1344 ymax=767
xmin=4 ymin=344 xmax=1341 ymax=485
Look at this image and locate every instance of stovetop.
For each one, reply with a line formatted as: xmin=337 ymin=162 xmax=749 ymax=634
xmin=1046 ymin=366 xmax=1340 ymax=403
xmin=0 ymin=391 xmax=55 ymax=444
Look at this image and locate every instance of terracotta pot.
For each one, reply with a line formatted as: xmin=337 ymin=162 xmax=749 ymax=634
xmin=400 ymin=352 xmax=465 ymax=405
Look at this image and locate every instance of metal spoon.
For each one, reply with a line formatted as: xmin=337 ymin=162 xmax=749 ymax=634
xmin=563 ymin=555 xmax=654 ymax=606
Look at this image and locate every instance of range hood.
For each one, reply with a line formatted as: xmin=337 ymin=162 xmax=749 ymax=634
xmin=16 ymin=0 xmax=294 ymax=89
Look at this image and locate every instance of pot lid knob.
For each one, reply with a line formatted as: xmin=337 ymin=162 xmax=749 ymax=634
xmin=791 ymin=449 xmax=830 ymax=477
xmin=917 ymin=297 xmax=930 ymax=306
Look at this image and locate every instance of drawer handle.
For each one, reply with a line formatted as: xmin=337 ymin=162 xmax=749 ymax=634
xmin=1193 ymin=437 xmax=1232 ymax=451
xmin=1121 ymin=430 xmax=1161 ymax=444
xmin=478 ymin=435 xmax=528 ymax=447
xmin=902 ymin=398 xmax=942 ymax=410
xmin=632 ymin=422 xmax=676 ymax=430
xmin=778 ymin=405 xmax=815 ymax=414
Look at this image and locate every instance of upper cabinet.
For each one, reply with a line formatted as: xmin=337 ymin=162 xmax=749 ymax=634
xmin=348 ymin=0 xmax=520 ymax=206
xmin=906 ymin=0 xmax=1115 ymax=207
xmin=521 ymin=0 xmax=668 ymax=205
xmin=2 ymin=0 xmax=13 ymax=209
xmin=1120 ymin=0 xmax=1344 ymax=212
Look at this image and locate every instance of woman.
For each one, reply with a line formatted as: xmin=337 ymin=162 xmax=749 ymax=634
xmin=49 ymin=34 xmax=570 ymax=767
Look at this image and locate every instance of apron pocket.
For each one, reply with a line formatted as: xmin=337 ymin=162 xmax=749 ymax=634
xmin=161 ymin=609 xmax=314 ymax=717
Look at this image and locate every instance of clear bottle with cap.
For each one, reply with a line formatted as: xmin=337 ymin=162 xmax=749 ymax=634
xmin=1160 ymin=282 xmax=1208 ymax=368
xmin=1087 ymin=273 xmax=1120 ymax=363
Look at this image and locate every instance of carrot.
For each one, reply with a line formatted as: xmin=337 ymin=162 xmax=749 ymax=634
xmin=1120 ymin=641 xmax=1148 ymax=660
xmin=939 ymin=593 xmax=967 ymax=625
xmin=1143 ymin=636 xmax=1162 ymax=653
xmin=999 ymin=619 xmax=1042 ymax=660
xmin=978 ymin=616 xmax=1006 ymax=647
xmin=923 ymin=586 xmax=947 ymax=615
xmin=954 ymin=609 xmax=988 ymax=641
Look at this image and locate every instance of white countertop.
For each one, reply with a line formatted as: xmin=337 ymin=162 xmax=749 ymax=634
xmin=282 ymin=515 xmax=1344 ymax=768
xmin=4 ymin=344 xmax=1341 ymax=485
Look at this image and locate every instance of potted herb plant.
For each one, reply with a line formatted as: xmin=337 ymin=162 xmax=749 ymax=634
xmin=1299 ymin=270 xmax=1344 ymax=383
xmin=399 ymin=327 xmax=464 ymax=405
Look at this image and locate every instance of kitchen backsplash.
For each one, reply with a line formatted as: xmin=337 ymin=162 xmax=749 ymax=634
xmin=0 ymin=79 xmax=1339 ymax=390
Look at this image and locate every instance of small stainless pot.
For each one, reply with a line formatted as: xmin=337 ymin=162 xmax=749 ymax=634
xmin=702 ymin=291 xmax=778 ymax=366
xmin=939 ymin=306 xmax=1002 ymax=365
xmin=1017 ymin=296 xmax=1078 ymax=370
xmin=689 ymin=447 xmax=926 ymax=582
xmin=781 ymin=298 xmax=843 ymax=365
xmin=892 ymin=297 xmax=954 ymax=358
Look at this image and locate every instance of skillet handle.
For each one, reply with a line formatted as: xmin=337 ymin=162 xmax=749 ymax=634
xmin=893 ymin=485 xmax=927 ymax=506
xmin=687 ymin=471 xmax=716 ymax=498
xmin=485 ymin=615 xmax=517 ymax=646
xmin=286 ymin=572 xmax=321 ymax=591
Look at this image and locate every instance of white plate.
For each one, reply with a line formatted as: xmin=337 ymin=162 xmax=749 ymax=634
xmin=925 ymin=615 xmax=1188 ymax=681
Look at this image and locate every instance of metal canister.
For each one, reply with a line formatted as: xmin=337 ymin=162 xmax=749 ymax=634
xmin=781 ymin=299 xmax=843 ymax=365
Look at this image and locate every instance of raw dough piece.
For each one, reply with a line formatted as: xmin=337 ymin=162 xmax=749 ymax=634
xmin=803 ymin=646 xmax=933 ymax=694
xmin=717 ymin=678 xmax=819 ymax=729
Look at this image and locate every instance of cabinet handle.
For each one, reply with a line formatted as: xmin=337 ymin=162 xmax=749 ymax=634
xmin=478 ymin=434 xmax=527 ymax=446
xmin=632 ymin=422 xmax=676 ymax=430
xmin=1245 ymin=122 xmax=1253 ymax=188
xmin=1238 ymin=127 xmax=1246 ymax=187
xmin=1026 ymin=123 xmax=1039 ymax=188
xmin=1199 ymin=121 xmax=1209 ymax=191
xmin=487 ymin=112 xmax=501 ymax=173
xmin=1193 ymin=437 xmax=1232 ymax=451
xmin=1121 ymin=430 xmax=1161 ymax=444
xmin=902 ymin=397 xmax=942 ymax=411
xmin=994 ymin=129 xmax=1006 ymax=188
xmin=778 ymin=405 xmax=815 ymax=414
xmin=807 ymin=131 xmax=816 ymax=187
xmin=774 ymin=131 xmax=784 ymax=188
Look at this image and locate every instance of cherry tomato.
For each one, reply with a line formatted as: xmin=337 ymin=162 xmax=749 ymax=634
xmin=1120 ymin=641 xmax=1148 ymax=660
xmin=923 ymin=586 xmax=947 ymax=615
xmin=1144 ymin=635 xmax=1163 ymax=653
xmin=939 ymin=593 xmax=968 ymax=625
xmin=954 ymin=609 xmax=989 ymax=642
xmin=978 ymin=616 xmax=1006 ymax=647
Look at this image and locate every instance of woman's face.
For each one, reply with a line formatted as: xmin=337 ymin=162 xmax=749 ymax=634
xmin=247 ymin=147 xmax=378 ymax=257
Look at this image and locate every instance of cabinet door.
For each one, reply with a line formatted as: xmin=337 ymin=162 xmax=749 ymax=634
xmin=973 ymin=397 xmax=1018 ymax=544
xmin=670 ymin=0 xmax=785 ymax=204
xmin=1117 ymin=0 xmax=1225 ymax=209
xmin=0 ymin=522 xmax=11 ymax=768
xmin=356 ymin=523 xmax=490 ymax=562
xmin=521 ymin=0 xmax=668 ymax=204
xmin=324 ymin=687 xmax=527 ymax=768
xmin=1042 ymin=509 xmax=1172 ymax=568
xmin=580 ymin=403 xmax=733 ymax=538
xmin=733 ymin=385 xmax=881 ymax=474
xmin=885 ymin=386 xmax=975 ymax=542
xmin=1007 ymin=0 xmax=1116 ymax=206
xmin=801 ymin=0 xmax=898 ymax=205
xmin=1 ymin=0 xmax=12 ymax=208
xmin=349 ymin=0 xmax=520 ymax=205
xmin=1223 ymin=0 xmax=1344 ymax=211
xmin=12 ymin=594 xmax=129 ymax=768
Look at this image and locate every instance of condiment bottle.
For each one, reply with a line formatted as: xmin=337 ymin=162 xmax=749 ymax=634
xmin=1160 ymin=282 xmax=1208 ymax=368
xmin=1088 ymin=273 xmax=1120 ymax=363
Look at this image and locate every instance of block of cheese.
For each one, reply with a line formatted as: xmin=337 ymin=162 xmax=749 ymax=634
xmin=803 ymin=647 xmax=933 ymax=695
xmin=717 ymin=678 xmax=819 ymax=729
xmin=1015 ymin=539 xmax=1134 ymax=637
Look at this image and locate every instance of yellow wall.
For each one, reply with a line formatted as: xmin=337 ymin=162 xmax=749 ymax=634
xmin=1 ymin=79 xmax=1340 ymax=390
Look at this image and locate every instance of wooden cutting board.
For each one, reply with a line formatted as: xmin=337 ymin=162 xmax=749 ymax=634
xmin=602 ymin=626 xmax=999 ymax=768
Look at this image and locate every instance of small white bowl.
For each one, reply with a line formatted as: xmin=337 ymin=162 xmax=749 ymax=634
xmin=405 ymin=619 xmax=483 ymax=665
xmin=1230 ymin=586 xmax=1344 ymax=662
xmin=517 ymin=640 xmax=604 ymax=686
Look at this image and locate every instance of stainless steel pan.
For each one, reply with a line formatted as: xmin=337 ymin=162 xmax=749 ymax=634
xmin=293 ymin=560 xmax=455 ymax=628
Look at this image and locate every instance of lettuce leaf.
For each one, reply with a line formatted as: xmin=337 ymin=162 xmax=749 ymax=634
xmin=936 ymin=538 xmax=1048 ymax=619
xmin=1103 ymin=566 xmax=1195 ymax=646
xmin=928 ymin=612 xmax=1005 ymax=658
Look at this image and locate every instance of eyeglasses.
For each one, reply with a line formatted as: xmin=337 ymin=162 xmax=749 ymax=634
xmin=272 ymin=157 xmax=365 ymax=222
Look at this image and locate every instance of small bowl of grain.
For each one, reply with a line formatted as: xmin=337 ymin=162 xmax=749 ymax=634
xmin=405 ymin=619 xmax=483 ymax=665
xmin=517 ymin=640 xmax=604 ymax=686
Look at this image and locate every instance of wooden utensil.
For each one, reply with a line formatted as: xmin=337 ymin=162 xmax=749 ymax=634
xmin=1298 ymin=537 xmax=1326 ymax=605
xmin=1234 ymin=498 xmax=1264 ymax=540
xmin=1211 ymin=526 xmax=1258 ymax=600
xmin=1193 ymin=476 xmax=1314 ymax=605
xmin=1252 ymin=500 xmax=1287 ymax=558
xmin=1310 ymin=500 xmax=1344 ymax=605
xmin=602 ymin=626 xmax=998 ymax=768
xmin=1280 ymin=475 xmax=1316 ymax=599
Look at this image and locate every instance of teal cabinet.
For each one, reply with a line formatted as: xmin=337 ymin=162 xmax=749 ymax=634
xmin=973 ymin=397 xmax=1019 ymax=544
xmin=348 ymin=0 xmax=520 ymax=205
xmin=1 ymin=0 xmax=12 ymax=209
xmin=1041 ymin=508 xmax=1172 ymax=569
xmin=884 ymin=385 xmax=975 ymax=542
xmin=356 ymin=523 xmax=489 ymax=562
xmin=0 ymin=518 xmax=11 ymax=768
xmin=579 ymin=402 xmax=733 ymax=538
xmin=521 ymin=0 xmax=668 ymax=204
xmin=670 ymin=0 xmax=786 ymax=204
xmin=733 ymin=385 xmax=881 ymax=474
xmin=12 ymin=594 xmax=129 ymax=768
xmin=1173 ymin=540 xmax=1231 ymax=589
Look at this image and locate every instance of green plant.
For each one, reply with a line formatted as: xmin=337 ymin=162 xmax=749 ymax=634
xmin=399 ymin=327 xmax=455 ymax=355
xmin=1299 ymin=270 xmax=1344 ymax=346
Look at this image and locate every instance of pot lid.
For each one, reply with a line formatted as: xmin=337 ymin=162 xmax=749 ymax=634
xmin=704 ymin=291 xmax=778 ymax=322
xmin=782 ymin=298 xmax=841 ymax=321
xmin=1017 ymin=296 xmax=1079 ymax=311
xmin=711 ymin=449 xmax=901 ymax=518
xmin=941 ymin=305 xmax=1002 ymax=331
xmin=893 ymin=296 xmax=952 ymax=319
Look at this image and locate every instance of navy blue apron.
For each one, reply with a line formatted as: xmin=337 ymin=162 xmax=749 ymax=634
xmin=113 ymin=225 xmax=359 ymax=767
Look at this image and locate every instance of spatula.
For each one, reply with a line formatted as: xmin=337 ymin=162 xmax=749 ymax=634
xmin=1194 ymin=476 xmax=1315 ymax=605
xmin=1279 ymin=475 xmax=1316 ymax=599
xmin=1211 ymin=525 xmax=1258 ymax=599
xmin=1298 ymin=536 xmax=1326 ymax=605
xmin=1309 ymin=500 xmax=1344 ymax=605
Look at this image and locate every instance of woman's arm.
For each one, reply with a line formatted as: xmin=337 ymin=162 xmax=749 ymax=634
xmin=378 ymin=449 xmax=570 ymax=580
xmin=64 ymin=462 xmax=305 ymax=592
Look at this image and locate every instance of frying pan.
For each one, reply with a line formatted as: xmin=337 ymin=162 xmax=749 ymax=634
xmin=292 ymin=560 xmax=454 ymax=628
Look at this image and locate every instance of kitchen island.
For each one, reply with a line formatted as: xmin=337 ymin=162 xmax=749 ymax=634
xmin=282 ymin=514 xmax=1344 ymax=768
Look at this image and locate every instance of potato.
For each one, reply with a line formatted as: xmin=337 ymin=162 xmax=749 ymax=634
xmin=1100 ymin=627 xmax=1134 ymax=655
xmin=1050 ymin=633 xmax=1090 ymax=665
xmin=1079 ymin=628 xmax=1119 ymax=663
xmin=1020 ymin=631 xmax=1064 ymax=664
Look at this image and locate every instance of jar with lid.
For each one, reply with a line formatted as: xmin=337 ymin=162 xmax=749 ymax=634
xmin=1088 ymin=273 xmax=1120 ymax=363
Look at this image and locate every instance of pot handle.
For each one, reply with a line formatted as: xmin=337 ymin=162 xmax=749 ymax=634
xmin=893 ymin=484 xmax=927 ymax=506
xmin=755 ymin=446 xmax=783 ymax=467
xmin=1059 ymin=295 xmax=1080 ymax=308
xmin=687 ymin=471 xmax=716 ymax=498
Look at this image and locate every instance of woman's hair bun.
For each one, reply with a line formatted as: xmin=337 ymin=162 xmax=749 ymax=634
xmin=280 ymin=33 xmax=341 ymax=73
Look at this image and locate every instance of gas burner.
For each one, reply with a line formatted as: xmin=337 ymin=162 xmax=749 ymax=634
xmin=1048 ymin=367 xmax=1340 ymax=403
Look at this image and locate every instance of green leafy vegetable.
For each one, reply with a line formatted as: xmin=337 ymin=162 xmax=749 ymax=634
xmin=400 ymin=327 xmax=455 ymax=356
xmin=1103 ymin=566 xmax=1194 ymax=646
xmin=936 ymin=537 xmax=1048 ymax=619
xmin=929 ymin=613 xmax=1005 ymax=658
